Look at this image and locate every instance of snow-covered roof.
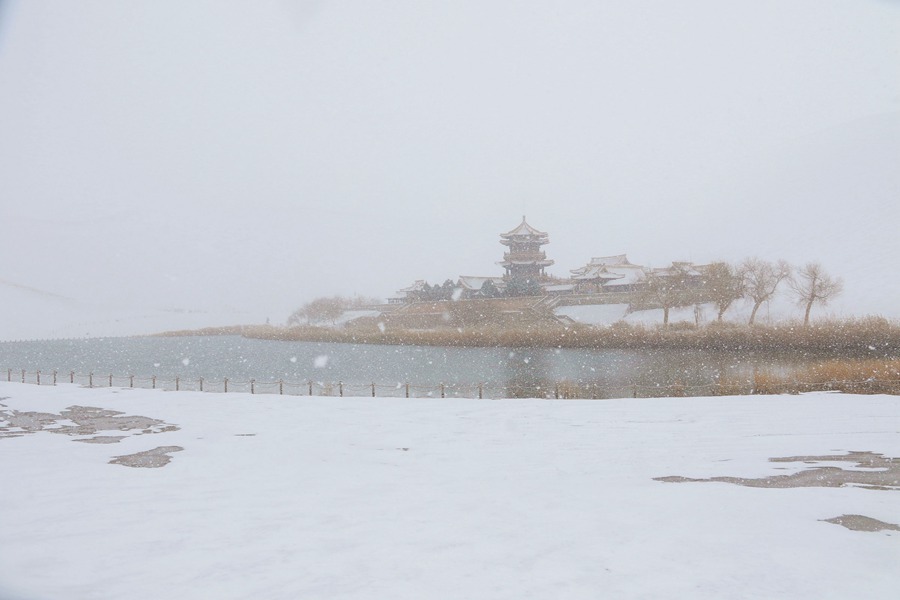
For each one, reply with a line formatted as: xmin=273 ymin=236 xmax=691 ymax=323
xmin=396 ymin=280 xmax=427 ymax=295
xmin=588 ymin=255 xmax=632 ymax=267
xmin=605 ymin=268 xmax=646 ymax=286
xmin=652 ymin=262 xmax=709 ymax=278
xmin=500 ymin=216 xmax=549 ymax=240
xmin=569 ymin=265 xmax=626 ymax=282
xmin=498 ymin=258 xmax=554 ymax=266
xmin=571 ymin=255 xmax=644 ymax=285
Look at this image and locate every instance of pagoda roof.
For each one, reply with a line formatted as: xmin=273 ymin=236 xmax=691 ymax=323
xmin=500 ymin=216 xmax=549 ymax=240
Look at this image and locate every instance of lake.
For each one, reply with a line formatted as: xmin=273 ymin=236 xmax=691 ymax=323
xmin=0 ymin=335 xmax=790 ymax=398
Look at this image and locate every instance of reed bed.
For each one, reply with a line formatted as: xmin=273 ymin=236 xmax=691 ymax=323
xmin=177 ymin=316 xmax=900 ymax=359
xmin=745 ymin=359 xmax=900 ymax=395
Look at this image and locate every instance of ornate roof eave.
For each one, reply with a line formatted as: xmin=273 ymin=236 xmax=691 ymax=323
xmin=500 ymin=216 xmax=549 ymax=240
xmin=498 ymin=259 xmax=555 ymax=267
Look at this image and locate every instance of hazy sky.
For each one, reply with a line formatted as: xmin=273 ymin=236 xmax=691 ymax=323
xmin=1 ymin=0 xmax=898 ymax=328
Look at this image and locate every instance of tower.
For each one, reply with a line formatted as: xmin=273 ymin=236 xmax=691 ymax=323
xmin=498 ymin=216 xmax=554 ymax=294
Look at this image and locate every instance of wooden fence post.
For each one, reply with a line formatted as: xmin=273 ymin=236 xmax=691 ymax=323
xmin=175 ymin=376 xmax=180 ymax=391
xmin=339 ymin=381 xmax=343 ymax=397
xmin=89 ymin=372 xmax=93 ymax=388
xmin=279 ymin=379 xmax=283 ymax=395
xmin=70 ymin=371 xmax=74 ymax=384
xmin=478 ymin=383 xmax=483 ymax=399
xmin=199 ymin=377 xmax=204 ymax=392
xmin=129 ymin=375 xmax=134 ymax=388
xmin=7 ymin=368 xmax=10 ymax=382
xmin=251 ymin=379 xmax=255 ymax=394
xmin=53 ymin=370 xmax=57 ymax=386
xmin=308 ymin=380 xmax=313 ymax=396
xmin=36 ymin=370 xmax=41 ymax=386
xmin=21 ymin=369 xmax=25 ymax=384
xmin=224 ymin=378 xmax=228 ymax=393
xmin=152 ymin=375 xmax=156 ymax=389
xmin=108 ymin=374 xmax=113 ymax=387
xmin=405 ymin=383 xmax=409 ymax=398
xmin=440 ymin=383 xmax=445 ymax=399
xmin=371 ymin=382 xmax=375 ymax=397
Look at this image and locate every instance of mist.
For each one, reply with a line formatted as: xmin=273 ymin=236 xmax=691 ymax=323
xmin=1 ymin=0 xmax=898 ymax=339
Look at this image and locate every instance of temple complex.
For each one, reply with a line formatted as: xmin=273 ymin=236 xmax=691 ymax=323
xmin=391 ymin=217 xmax=708 ymax=303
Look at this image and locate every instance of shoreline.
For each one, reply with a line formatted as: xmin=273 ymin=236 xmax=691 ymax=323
xmin=150 ymin=318 xmax=900 ymax=359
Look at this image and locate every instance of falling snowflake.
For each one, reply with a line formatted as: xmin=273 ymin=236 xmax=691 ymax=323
xmin=314 ymin=355 xmax=329 ymax=368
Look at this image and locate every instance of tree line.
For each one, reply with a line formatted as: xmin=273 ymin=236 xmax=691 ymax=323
xmin=287 ymin=259 xmax=842 ymax=328
xmin=287 ymin=295 xmax=381 ymax=326
xmin=635 ymin=259 xmax=842 ymax=327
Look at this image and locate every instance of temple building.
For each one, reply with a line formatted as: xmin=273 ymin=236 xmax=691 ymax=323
xmin=569 ymin=255 xmax=646 ymax=293
xmin=497 ymin=216 xmax=554 ymax=292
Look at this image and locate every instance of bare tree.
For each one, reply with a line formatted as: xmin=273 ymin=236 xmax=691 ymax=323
xmin=701 ymin=262 xmax=744 ymax=322
xmin=287 ymin=296 xmax=348 ymax=326
xmin=288 ymin=294 xmax=383 ymax=326
xmin=740 ymin=258 xmax=791 ymax=325
xmin=789 ymin=262 xmax=843 ymax=326
xmin=634 ymin=264 xmax=693 ymax=327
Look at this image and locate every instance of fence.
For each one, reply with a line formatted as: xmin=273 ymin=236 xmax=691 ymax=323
xmin=5 ymin=368 xmax=900 ymax=399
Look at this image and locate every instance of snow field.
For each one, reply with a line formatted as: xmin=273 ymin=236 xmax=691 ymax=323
xmin=1 ymin=382 xmax=898 ymax=599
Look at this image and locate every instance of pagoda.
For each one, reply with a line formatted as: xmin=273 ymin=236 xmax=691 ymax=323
xmin=498 ymin=216 xmax=554 ymax=292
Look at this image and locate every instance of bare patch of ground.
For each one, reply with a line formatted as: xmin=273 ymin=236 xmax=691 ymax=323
xmin=822 ymin=515 xmax=900 ymax=532
xmin=109 ymin=446 xmax=184 ymax=468
xmin=654 ymin=451 xmax=899 ymax=491
xmin=73 ymin=435 xmax=128 ymax=444
xmin=0 ymin=402 xmax=178 ymax=442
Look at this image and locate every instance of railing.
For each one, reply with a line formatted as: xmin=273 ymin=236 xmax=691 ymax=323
xmin=4 ymin=368 xmax=900 ymax=399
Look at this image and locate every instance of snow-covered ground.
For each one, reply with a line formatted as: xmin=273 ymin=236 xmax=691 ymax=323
xmin=1 ymin=382 xmax=898 ymax=599
xmin=555 ymin=297 xmax=828 ymax=328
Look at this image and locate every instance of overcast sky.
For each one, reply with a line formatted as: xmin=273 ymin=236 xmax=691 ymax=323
xmin=1 ymin=0 xmax=898 ymax=329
